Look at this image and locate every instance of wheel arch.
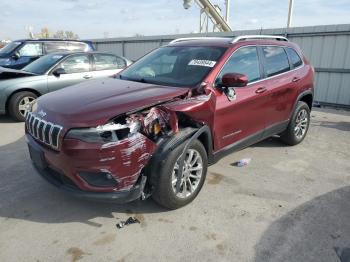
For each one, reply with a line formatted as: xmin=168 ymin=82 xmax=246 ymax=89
xmin=289 ymin=90 xmax=313 ymax=120
xmin=146 ymin=126 xmax=214 ymax=187
xmin=299 ymin=92 xmax=313 ymax=110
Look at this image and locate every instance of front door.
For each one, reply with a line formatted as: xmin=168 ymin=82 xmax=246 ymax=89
xmin=212 ymin=46 xmax=270 ymax=151
xmin=47 ymin=54 xmax=92 ymax=93
xmin=14 ymin=42 xmax=43 ymax=69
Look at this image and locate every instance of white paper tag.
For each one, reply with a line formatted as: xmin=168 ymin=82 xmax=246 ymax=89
xmin=188 ymin=59 xmax=217 ymax=67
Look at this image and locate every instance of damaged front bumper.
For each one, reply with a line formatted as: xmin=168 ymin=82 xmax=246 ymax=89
xmin=26 ymin=128 xmax=156 ymax=203
xmin=32 ymin=163 xmax=147 ymax=203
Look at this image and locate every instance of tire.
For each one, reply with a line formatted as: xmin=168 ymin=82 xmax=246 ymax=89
xmin=280 ymin=101 xmax=310 ymax=146
xmin=8 ymin=91 xmax=37 ymax=122
xmin=152 ymin=139 xmax=208 ymax=209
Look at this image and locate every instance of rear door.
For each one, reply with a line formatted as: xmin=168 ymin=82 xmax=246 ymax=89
xmin=47 ymin=54 xmax=92 ymax=92
xmin=213 ymin=46 xmax=270 ymax=150
xmin=259 ymin=45 xmax=297 ymax=127
xmin=91 ymin=53 xmax=127 ymax=78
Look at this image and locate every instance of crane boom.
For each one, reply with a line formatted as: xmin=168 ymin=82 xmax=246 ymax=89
xmin=196 ymin=0 xmax=232 ymax=31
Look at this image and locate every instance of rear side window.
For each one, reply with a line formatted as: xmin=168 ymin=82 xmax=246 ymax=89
xmin=216 ymin=46 xmax=261 ymax=84
xmin=93 ymin=54 xmax=126 ymax=70
xmin=286 ymin=48 xmax=303 ymax=68
xmin=67 ymin=42 xmax=90 ymax=52
xmin=44 ymin=42 xmax=67 ymax=53
xmin=18 ymin=43 xmax=43 ymax=56
xmin=262 ymin=46 xmax=290 ymax=77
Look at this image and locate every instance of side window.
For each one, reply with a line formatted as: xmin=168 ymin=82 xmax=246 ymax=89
xmin=67 ymin=42 xmax=89 ymax=52
xmin=285 ymin=48 xmax=303 ymax=68
xmin=93 ymin=54 xmax=126 ymax=70
xmin=59 ymin=55 xmax=90 ymax=74
xmin=262 ymin=46 xmax=290 ymax=77
xmin=18 ymin=43 xmax=43 ymax=56
xmin=44 ymin=42 xmax=67 ymax=53
xmin=216 ymin=46 xmax=261 ymax=85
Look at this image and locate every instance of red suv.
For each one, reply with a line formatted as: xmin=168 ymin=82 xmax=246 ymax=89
xmin=25 ymin=35 xmax=314 ymax=209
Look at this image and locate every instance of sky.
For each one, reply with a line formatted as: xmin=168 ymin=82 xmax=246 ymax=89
xmin=0 ymin=0 xmax=349 ymax=40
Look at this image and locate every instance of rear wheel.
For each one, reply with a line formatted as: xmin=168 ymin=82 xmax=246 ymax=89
xmin=280 ymin=101 xmax=310 ymax=145
xmin=8 ymin=91 xmax=37 ymax=122
xmin=152 ymin=139 xmax=208 ymax=209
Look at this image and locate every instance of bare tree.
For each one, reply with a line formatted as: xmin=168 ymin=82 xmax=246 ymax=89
xmin=32 ymin=28 xmax=79 ymax=39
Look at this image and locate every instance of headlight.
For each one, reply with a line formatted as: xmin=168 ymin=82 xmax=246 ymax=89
xmin=65 ymin=107 xmax=171 ymax=143
xmin=65 ymin=121 xmax=141 ymax=143
xmin=66 ymin=127 xmax=119 ymax=143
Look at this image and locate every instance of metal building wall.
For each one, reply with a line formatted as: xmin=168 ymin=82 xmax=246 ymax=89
xmin=91 ymin=24 xmax=350 ymax=107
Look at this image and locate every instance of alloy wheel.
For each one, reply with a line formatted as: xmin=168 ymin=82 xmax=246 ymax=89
xmin=172 ymin=149 xmax=203 ymax=199
xmin=294 ymin=109 xmax=308 ymax=139
xmin=18 ymin=96 xmax=35 ymax=117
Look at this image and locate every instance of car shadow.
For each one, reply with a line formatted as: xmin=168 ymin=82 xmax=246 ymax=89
xmin=252 ymin=136 xmax=286 ymax=148
xmin=0 ymin=115 xmax=17 ymax=123
xmin=0 ymin=136 xmax=167 ymax=227
xmin=254 ymin=186 xmax=350 ymax=262
xmin=311 ymin=120 xmax=350 ymax=132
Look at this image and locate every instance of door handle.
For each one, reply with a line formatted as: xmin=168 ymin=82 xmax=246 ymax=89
xmin=83 ymin=75 xmax=93 ymax=79
xmin=292 ymin=77 xmax=300 ymax=82
xmin=255 ymin=87 xmax=267 ymax=94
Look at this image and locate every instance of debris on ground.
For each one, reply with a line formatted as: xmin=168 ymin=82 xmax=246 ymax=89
xmin=232 ymin=158 xmax=251 ymax=167
xmin=116 ymin=217 xmax=140 ymax=229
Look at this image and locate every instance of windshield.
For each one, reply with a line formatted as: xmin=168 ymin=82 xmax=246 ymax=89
xmin=22 ymin=54 xmax=65 ymax=75
xmin=120 ymin=46 xmax=226 ymax=87
xmin=0 ymin=41 xmax=22 ymax=55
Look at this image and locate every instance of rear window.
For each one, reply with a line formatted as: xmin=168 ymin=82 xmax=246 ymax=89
xmin=286 ymin=48 xmax=303 ymax=68
xmin=93 ymin=54 xmax=126 ymax=70
xmin=262 ymin=46 xmax=290 ymax=77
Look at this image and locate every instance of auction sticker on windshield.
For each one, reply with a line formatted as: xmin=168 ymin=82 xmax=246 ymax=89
xmin=188 ymin=59 xmax=216 ymax=67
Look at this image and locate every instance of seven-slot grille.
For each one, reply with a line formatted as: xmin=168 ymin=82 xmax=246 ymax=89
xmin=25 ymin=112 xmax=63 ymax=150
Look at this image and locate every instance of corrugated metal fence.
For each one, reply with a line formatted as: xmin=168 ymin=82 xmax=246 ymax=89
xmin=91 ymin=24 xmax=350 ymax=107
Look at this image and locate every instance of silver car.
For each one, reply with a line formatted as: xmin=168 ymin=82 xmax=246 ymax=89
xmin=0 ymin=52 xmax=132 ymax=121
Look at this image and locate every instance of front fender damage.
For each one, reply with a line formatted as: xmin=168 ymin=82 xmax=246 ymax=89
xmin=99 ymin=89 xmax=215 ymax=199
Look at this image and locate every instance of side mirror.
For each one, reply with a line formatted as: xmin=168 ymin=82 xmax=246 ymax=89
xmin=12 ymin=52 xmax=20 ymax=60
xmin=52 ymin=68 xmax=66 ymax=77
xmin=221 ymin=73 xmax=248 ymax=88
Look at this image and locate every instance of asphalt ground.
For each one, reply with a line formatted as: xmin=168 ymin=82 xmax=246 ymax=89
xmin=0 ymin=107 xmax=349 ymax=262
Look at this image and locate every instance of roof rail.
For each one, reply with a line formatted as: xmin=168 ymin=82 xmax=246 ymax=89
xmin=231 ymin=35 xmax=288 ymax=43
xmin=169 ymin=37 xmax=229 ymax=44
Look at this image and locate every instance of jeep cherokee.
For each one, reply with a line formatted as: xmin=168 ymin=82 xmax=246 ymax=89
xmin=25 ymin=35 xmax=314 ymax=209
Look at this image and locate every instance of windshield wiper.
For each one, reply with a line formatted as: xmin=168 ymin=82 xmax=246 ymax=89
xmin=120 ymin=75 xmax=150 ymax=84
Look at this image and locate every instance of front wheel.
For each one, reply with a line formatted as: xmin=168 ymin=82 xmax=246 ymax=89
xmin=152 ymin=139 xmax=208 ymax=209
xmin=280 ymin=101 xmax=310 ymax=146
xmin=8 ymin=91 xmax=37 ymax=122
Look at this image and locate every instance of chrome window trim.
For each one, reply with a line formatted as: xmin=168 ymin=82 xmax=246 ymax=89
xmin=214 ymin=44 xmax=305 ymax=88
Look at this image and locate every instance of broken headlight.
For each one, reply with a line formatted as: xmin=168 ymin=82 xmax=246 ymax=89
xmin=65 ymin=121 xmax=141 ymax=143
xmin=65 ymin=107 xmax=171 ymax=143
xmin=65 ymin=127 xmax=118 ymax=143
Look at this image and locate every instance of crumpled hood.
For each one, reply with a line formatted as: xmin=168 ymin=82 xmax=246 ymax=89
xmin=0 ymin=66 xmax=37 ymax=80
xmin=37 ymin=78 xmax=190 ymax=128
